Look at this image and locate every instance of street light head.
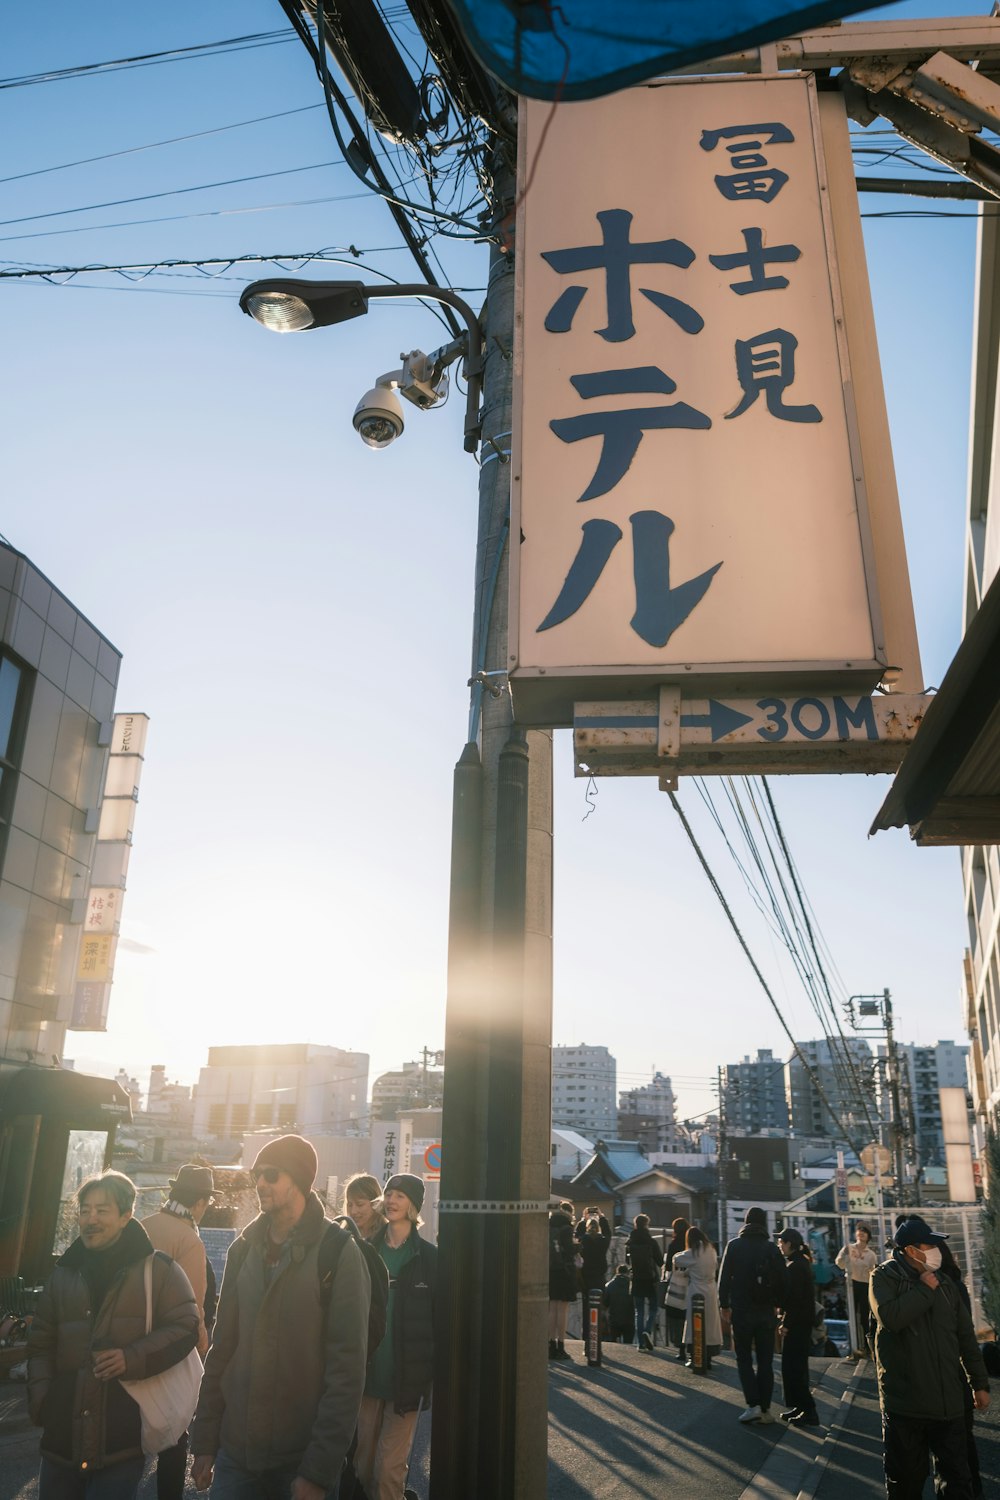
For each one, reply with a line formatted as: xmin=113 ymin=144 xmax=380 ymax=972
xmin=353 ymin=385 xmax=404 ymax=449
xmin=239 ymin=278 xmax=369 ymax=333
xmin=241 ymin=289 xmax=316 ymax=333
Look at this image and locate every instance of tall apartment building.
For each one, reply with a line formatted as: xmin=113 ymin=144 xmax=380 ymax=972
xmin=193 ymin=1043 xmax=369 ymax=1140
xmin=618 ymin=1070 xmax=677 ymax=1153
xmin=785 ymin=1036 xmax=876 ymax=1140
xmin=721 ymin=1049 xmax=789 ymax=1134
xmin=552 ymin=1043 xmax=616 ymax=1140
xmin=880 ymin=1040 xmax=970 ymax=1170
xmin=959 ymin=217 xmax=1000 ymax=1139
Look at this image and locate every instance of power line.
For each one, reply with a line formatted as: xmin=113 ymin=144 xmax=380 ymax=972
xmin=0 ymin=104 xmax=325 ymax=186
xmin=666 ymin=789 xmax=864 ymax=1156
xmin=0 ymin=30 xmax=296 ymax=91
xmin=0 ymin=159 xmax=349 ymax=231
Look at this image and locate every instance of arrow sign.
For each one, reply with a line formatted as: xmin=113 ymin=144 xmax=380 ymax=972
xmin=680 ymin=700 xmax=753 ymax=742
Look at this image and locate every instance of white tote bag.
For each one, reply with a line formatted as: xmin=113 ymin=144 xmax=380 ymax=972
xmin=120 ymin=1255 xmax=203 ymax=1455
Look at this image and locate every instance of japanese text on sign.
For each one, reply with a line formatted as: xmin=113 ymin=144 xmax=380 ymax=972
xmin=512 ymin=76 xmax=887 ymax=724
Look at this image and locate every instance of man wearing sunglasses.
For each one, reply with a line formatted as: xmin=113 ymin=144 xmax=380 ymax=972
xmin=190 ymin=1135 xmax=371 ymax=1500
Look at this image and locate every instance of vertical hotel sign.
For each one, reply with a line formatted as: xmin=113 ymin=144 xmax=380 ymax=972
xmin=510 ymin=76 xmax=918 ymax=726
xmin=71 ymin=713 xmax=149 ymax=1031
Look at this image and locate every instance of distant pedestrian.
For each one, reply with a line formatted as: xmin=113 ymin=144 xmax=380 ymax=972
xmin=342 ymin=1172 xmax=388 ymax=1242
xmin=142 ymin=1163 xmax=216 ymax=1500
xmin=578 ymin=1215 xmax=612 ymax=1296
xmin=626 ymin=1214 xmax=663 ymax=1351
xmin=356 ymin=1174 xmax=436 ymax=1500
xmin=835 ymin=1223 xmax=877 ymax=1357
xmin=672 ymin=1227 xmax=722 ymax=1371
xmin=190 ymin=1135 xmax=370 ymax=1500
xmin=603 ymin=1266 xmax=635 ymax=1344
xmin=663 ymin=1217 xmax=690 ymax=1359
xmin=548 ymin=1202 xmax=578 ymax=1361
xmin=28 ymin=1171 xmax=199 ymax=1500
xmin=776 ymin=1228 xmax=820 ymax=1427
xmin=718 ymin=1206 xmax=785 ymax=1425
xmin=870 ymin=1215 xmax=989 ymax=1499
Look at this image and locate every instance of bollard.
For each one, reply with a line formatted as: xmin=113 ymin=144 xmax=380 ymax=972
xmin=586 ymin=1287 xmax=603 ymax=1367
xmin=691 ymin=1292 xmax=706 ymax=1374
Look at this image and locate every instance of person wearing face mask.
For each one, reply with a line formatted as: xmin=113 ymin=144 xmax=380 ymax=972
xmin=869 ymin=1216 xmax=990 ymax=1499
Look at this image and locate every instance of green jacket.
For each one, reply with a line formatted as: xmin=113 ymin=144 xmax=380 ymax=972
xmin=190 ymin=1193 xmax=370 ymax=1489
xmin=869 ymin=1254 xmax=988 ymax=1422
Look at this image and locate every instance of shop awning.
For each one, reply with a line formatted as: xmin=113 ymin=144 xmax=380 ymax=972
xmin=0 ymin=1066 xmax=131 ymax=1123
xmin=870 ymin=569 xmax=1000 ymax=845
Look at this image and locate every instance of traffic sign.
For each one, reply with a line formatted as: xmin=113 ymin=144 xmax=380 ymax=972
xmin=860 ymin=1144 xmax=892 ymax=1176
xmin=573 ymin=688 xmax=927 ymax=779
xmin=424 ymin=1142 xmax=442 ymax=1177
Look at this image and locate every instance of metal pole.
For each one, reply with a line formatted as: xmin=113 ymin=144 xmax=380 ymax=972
xmin=431 ymin=153 xmax=552 ymax=1500
xmin=717 ymin=1066 xmax=728 ymax=1249
xmin=883 ymin=990 xmax=907 ymax=1201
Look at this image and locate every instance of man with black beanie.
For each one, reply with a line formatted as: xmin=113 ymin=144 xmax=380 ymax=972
xmin=191 ymin=1135 xmax=371 ymax=1500
xmin=870 ymin=1215 xmax=989 ymax=1498
xmin=718 ymin=1206 xmax=786 ymax=1425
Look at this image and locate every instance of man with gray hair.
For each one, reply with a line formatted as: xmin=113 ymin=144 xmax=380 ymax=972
xmin=28 ymin=1170 xmax=199 ymax=1500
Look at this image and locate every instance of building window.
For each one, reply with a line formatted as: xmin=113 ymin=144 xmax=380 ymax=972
xmin=772 ymin=1161 xmax=785 ymax=1181
xmin=230 ymin=1103 xmax=250 ymax=1132
xmin=738 ymin=1161 xmax=751 ymax=1180
xmin=0 ymin=652 xmax=30 ymax=851
xmin=208 ymin=1103 xmax=227 ymax=1134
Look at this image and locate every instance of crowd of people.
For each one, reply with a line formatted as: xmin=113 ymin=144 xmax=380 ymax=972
xmin=19 ymin=1159 xmax=995 ymax=1500
xmin=25 ymin=1139 xmax=434 ymax=1500
xmin=549 ymin=1200 xmax=993 ymax=1496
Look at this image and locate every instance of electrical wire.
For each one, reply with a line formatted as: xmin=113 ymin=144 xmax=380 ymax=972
xmin=0 ymin=104 xmax=326 ymax=186
xmin=666 ymin=789 xmax=865 ymax=1156
xmin=0 ymin=30 xmax=296 ymax=90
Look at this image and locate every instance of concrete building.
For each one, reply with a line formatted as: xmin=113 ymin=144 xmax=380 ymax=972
xmin=371 ymin=1058 xmax=444 ymax=1120
xmin=193 ymin=1043 xmax=368 ymax=1141
xmin=785 ymin=1036 xmax=876 ymax=1141
xmin=881 ymin=1039 xmax=971 ymax=1170
xmin=0 ymin=542 xmax=135 ymax=1281
xmin=721 ymin=1048 xmax=790 ymax=1134
xmin=552 ymin=1043 xmax=616 ymax=1140
xmin=617 ymin=1070 xmax=678 ymax=1153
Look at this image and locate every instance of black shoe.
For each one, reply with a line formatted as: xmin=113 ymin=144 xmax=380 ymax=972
xmin=556 ymin=1342 xmax=572 ymax=1361
xmin=548 ymin=1340 xmax=558 ymax=1359
xmin=779 ymin=1409 xmax=801 ymax=1422
xmin=641 ymin=1332 xmax=654 ymax=1351
xmin=788 ymin=1410 xmax=820 ymax=1427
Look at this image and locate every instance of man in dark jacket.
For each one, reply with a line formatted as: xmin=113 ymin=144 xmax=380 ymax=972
xmin=190 ymin=1135 xmax=370 ymax=1500
xmin=718 ymin=1206 xmax=785 ymax=1425
xmin=870 ymin=1216 xmax=989 ymax=1498
xmin=28 ymin=1170 xmax=199 ymax=1500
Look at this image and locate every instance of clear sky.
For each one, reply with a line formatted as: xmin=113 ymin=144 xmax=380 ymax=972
xmin=0 ymin=0 xmax=983 ymax=1123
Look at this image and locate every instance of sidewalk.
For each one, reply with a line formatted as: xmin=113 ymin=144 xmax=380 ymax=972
xmin=4 ymin=1348 xmax=1000 ymax=1498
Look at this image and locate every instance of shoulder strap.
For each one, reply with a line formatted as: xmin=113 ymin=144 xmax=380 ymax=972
xmin=142 ymin=1254 xmax=154 ymax=1335
xmin=318 ymin=1219 xmax=350 ymax=1305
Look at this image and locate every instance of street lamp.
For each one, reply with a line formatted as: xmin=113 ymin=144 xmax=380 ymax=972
xmin=238 ymin=277 xmax=485 ymax=452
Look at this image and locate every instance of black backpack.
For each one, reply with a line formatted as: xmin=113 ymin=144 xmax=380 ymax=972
xmin=224 ymin=1215 xmax=388 ymax=1370
xmin=328 ymin=1215 xmax=388 ymax=1371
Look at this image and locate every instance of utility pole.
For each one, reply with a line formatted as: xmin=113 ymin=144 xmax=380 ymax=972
xmin=717 ymin=1066 xmax=729 ymax=1248
xmin=431 ymin=152 xmax=553 ymax=1500
xmin=847 ymin=989 xmax=913 ymax=1206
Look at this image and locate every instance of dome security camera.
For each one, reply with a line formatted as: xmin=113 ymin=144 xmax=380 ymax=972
xmin=353 ymin=385 xmax=404 ymax=449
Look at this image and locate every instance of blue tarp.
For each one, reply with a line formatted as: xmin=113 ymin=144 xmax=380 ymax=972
xmin=444 ymin=1 xmax=895 ymax=101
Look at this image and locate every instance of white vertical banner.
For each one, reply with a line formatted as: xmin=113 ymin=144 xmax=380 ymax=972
xmin=71 ymin=713 xmax=149 ymax=1032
